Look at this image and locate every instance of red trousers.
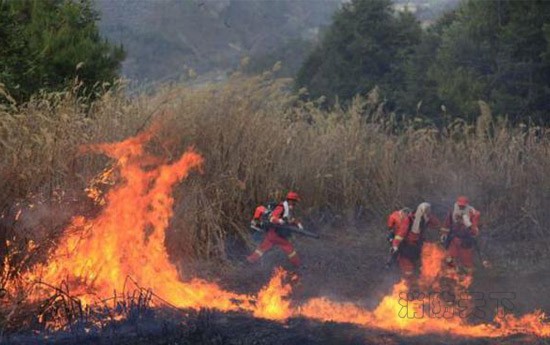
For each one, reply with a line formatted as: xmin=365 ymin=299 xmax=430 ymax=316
xmin=446 ymin=238 xmax=474 ymax=270
xmin=247 ymin=229 xmax=300 ymax=266
xmin=397 ymin=242 xmax=421 ymax=277
xmin=398 ymin=255 xmax=416 ymax=277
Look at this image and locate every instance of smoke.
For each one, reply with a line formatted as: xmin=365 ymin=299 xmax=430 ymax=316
xmin=5 ymin=190 xmax=87 ymax=245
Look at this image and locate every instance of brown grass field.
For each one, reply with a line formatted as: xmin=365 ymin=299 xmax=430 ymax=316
xmin=0 ymin=72 xmax=549 ymax=342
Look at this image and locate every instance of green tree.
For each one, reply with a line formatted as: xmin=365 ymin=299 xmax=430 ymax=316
xmin=398 ymin=10 xmax=457 ymax=120
xmin=295 ymin=0 xmax=422 ymax=107
xmin=430 ymin=0 xmax=550 ymax=123
xmin=0 ymin=0 xmax=124 ymax=104
xmin=0 ymin=1 xmax=32 ymax=102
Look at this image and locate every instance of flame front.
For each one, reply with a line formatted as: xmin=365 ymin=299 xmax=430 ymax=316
xmin=25 ymin=126 xmax=254 ymax=311
xmin=298 ymin=244 xmax=550 ymax=338
xmin=253 ymin=267 xmax=293 ymax=320
xmin=19 ymin=128 xmax=550 ymax=339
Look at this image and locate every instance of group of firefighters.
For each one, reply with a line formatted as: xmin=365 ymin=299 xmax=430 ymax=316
xmin=386 ymin=197 xmax=481 ymax=285
xmin=246 ymin=192 xmax=483 ymax=285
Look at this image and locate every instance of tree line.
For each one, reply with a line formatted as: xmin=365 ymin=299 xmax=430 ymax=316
xmin=0 ymin=0 xmax=124 ymax=105
xmin=296 ymin=0 xmax=550 ymax=124
xmin=1 ymin=0 xmax=549 ymax=125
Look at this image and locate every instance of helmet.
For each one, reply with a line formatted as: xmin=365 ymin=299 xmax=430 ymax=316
xmin=456 ymin=196 xmax=469 ymax=207
xmin=286 ymin=191 xmax=300 ymax=202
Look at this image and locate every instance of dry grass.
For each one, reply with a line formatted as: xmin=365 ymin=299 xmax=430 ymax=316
xmin=1 ymin=71 xmax=549 ymax=268
xmin=0 ymin=81 xmax=153 ymax=209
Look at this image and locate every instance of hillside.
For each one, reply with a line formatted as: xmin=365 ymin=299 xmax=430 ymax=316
xmin=95 ymin=0 xmax=460 ymax=83
xmin=95 ymin=0 xmax=342 ymax=82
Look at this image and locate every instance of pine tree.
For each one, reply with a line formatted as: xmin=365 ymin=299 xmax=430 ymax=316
xmin=0 ymin=0 xmax=125 ymax=104
xmin=398 ymin=10 xmax=457 ymax=121
xmin=430 ymin=0 xmax=550 ymax=123
xmin=295 ymin=0 xmax=422 ymax=107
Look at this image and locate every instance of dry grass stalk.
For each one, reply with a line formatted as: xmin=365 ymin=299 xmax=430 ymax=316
xmin=0 ymin=73 xmax=548 ymax=266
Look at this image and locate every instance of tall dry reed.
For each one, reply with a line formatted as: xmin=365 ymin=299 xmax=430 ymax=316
xmin=1 ymin=72 xmax=548 ymax=265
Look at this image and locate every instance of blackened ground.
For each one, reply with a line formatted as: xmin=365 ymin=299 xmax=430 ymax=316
xmin=4 ymin=222 xmax=550 ymax=344
xmin=185 ymin=222 xmax=550 ymax=316
xmin=4 ymin=309 xmax=548 ymax=345
xmin=178 ymin=222 xmax=550 ymax=344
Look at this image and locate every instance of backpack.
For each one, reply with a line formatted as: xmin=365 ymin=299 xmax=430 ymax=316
xmin=253 ymin=201 xmax=278 ymax=230
xmin=250 ymin=201 xmax=278 ymax=244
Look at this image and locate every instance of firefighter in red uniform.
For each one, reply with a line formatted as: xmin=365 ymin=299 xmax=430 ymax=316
xmin=386 ymin=207 xmax=411 ymax=244
xmin=440 ymin=196 xmax=480 ymax=275
xmin=246 ymin=191 xmax=303 ymax=267
xmin=391 ymin=202 xmax=441 ymax=284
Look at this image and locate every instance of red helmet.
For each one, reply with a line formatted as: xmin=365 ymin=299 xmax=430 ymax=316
xmin=286 ymin=191 xmax=300 ymax=202
xmin=456 ymin=196 xmax=469 ymax=207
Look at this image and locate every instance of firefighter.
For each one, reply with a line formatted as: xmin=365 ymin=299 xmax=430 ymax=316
xmin=440 ymin=196 xmax=481 ymax=276
xmin=246 ymin=191 xmax=303 ymax=267
xmin=386 ymin=207 xmax=411 ymax=244
xmin=391 ymin=202 xmax=441 ymax=284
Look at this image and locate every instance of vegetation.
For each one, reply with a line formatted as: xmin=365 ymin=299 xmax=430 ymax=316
xmin=295 ymin=0 xmax=422 ymax=108
xmin=0 ymin=0 xmax=548 ymax=275
xmin=1 ymin=0 xmax=549 ymax=339
xmin=0 ymin=0 xmax=124 ymax=104
xmin=297 ymin=0 xmax=550 ymax=124
xmin=1 ymin=74 xmax=548 ymax=264
xmin=428 ymin=0 xmax=550 ymax=123
xmin=96 ymin=0 xmax=340 ymax=81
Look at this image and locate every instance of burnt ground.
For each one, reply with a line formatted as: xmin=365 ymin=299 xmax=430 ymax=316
xmin=177 ymin=222 xmax=550 ymax=345
xmin=3 ymin=222 xmax=550 ymax=344
xmin=189 ymin=222 xmax=550 ymax=317
xmin=4 ymin=308 xmax=549 ymax=345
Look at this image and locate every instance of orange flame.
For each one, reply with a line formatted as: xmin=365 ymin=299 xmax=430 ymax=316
xmin=253 ymin=267 xmax=293 ymax=320
xmin=296 ymin=245 xmax=550 ymax=338
xmin=25 ymin=126 xmax=255 ymax=311
xmin=17 ymin=127 xmax=550 ymax=338
xmin=419 ymin=242 xmax=445 ymax=289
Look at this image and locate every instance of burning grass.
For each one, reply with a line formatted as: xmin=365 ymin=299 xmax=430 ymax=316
xmin=0 ymin=72 xmax=549 ymax=340
xmin=1 ymin=73 xmax=549 ymax=261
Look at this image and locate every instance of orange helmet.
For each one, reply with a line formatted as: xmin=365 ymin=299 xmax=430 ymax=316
xmin=456 ymin=196 xmax=469 ymax=207
xmin=286 ymin=191 xmax=300 ymax=202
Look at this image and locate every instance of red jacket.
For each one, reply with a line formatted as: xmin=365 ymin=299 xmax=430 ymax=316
xmin=392 ymin=212 xmax=440 ymax=247
xmin=444 ymin=206 xmax=480 ymax=237
xmin=387 ymin=210 xmax=408 ymax=233
xmin=270 ymin=202 xmax=295 ymax=225
xmin=269 ymin=201 xmax=302 ymax=236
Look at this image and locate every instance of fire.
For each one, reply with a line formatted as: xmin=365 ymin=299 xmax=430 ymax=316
xmin=298 ymin=278 xmax=550 ymax=338
xmin=23 ymin=125 xmax=254 ymax=311
xmin=419 ymin=242 xmax=446 ymax=289
xmin=253 ymin=267 xmax=293 ymax=320
xmin=12 ymin=126 xmax=550 ymax=338
xmin=297 ymin=244 xmax=550 ymax=338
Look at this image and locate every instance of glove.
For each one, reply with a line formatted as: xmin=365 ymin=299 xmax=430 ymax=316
xmin=440 ymin=233 xmax=448 ymax=244
xmin=278 ymin=218 xmax=285 ymax=225
xmin=390 ymin=246 xmax=398 ymax=255
xmin=386 ymin=232 xmax=395 ymax=243
xmin=297 ymin=223 xmax=304 ymax=230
